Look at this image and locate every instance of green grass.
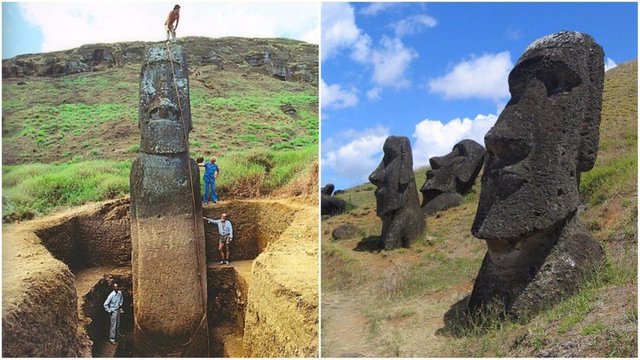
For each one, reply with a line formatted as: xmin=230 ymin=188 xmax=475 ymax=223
xmin=3 ymin=144 xmax=317 ymax=223
xmin=2 ymin=160 xmax=131 ymax=222
xmin=580 ymin=152 xmax=637 ymax=206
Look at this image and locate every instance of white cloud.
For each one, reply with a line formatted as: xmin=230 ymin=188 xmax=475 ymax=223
xmin=360 ymin=3 xmax=397 ymax=16
xmin=428 ymin=51 xmax=513 ymax=102
xmin=321 ymin=2 xmax=360 ymax=60
xmin=322 ymin=126 xmax=389 ymax=182
xmin=367 ymin=87 xmax=382 ymax=100
xmin=321 ymin=79 xmax=359 ymax=110
xmin=351 ymin=35 xmax=418 ymax=89
xmin=604 ymin=57 xmax=617 ymax=71
xmin=370 ymin=36 xmax=417 ymax=88
xmin=412 ymin=113 xmax=498 ymax=168
xmin=19 ymin=3 xmax=318 ymax=53
xmin=392 ymin=14 xmax=437 ymax=38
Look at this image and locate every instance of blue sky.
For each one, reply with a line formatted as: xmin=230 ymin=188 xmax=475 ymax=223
xmin=321 ymin=2 xmax=638 ymax=190
xmin=2 ymin=2 xmax=319 ymax=59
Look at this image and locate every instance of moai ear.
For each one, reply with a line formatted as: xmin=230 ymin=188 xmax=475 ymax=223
xmin=577 ymin=40 xmax=604 ymax=173
xmin=399 ymin=140 xmax=412 ymax=186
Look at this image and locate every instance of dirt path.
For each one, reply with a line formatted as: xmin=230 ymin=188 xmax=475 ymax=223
xmin=321 ymin=292 xmax=372 ymax=357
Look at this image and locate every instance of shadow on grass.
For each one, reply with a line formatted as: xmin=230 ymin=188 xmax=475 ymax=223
xmin=436 ymin=295 xmax=472 ymax=337
xmin=353 ymin=235 xmax=382 ymax=252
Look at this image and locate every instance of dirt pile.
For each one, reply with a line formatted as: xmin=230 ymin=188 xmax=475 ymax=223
xmin=243 ymin=204 xmax=319 ymax=357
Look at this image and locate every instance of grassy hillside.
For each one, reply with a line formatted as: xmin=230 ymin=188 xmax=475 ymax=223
xmin=2 ymin=37 xmax=318 ymax=222
xmin=321 ymin=60 xmax=637 ymax=357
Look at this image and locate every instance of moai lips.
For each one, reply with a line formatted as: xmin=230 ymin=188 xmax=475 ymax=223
xmin=468 ymin=32 xmax=605 ymax=317
xmin=369 ymin=136 xmax=425 ymax=250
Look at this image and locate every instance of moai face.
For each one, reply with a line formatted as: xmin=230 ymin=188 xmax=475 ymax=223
xmin=472 ymin=32 xmax=604 ymax=240
xmin=369 ymin=136 xmax=414 ymax=216
xmin=421 ymin=139 xmax=485 ymax=203
xmin=139 ymin=45 xmax=192 ymax=154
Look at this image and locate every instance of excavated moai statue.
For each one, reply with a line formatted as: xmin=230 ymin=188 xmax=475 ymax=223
xmin=469 ymin=31 xmax=605 ymax=317
xmin=370 ymin=136 xmax=425 ymax=249
xmin=321 ymin=183 xmax=347 ymax=216
xmin=420 ymin=139 xmax=486 ymax=216
xmin=130 ymin=44 xmax=209 ymax=356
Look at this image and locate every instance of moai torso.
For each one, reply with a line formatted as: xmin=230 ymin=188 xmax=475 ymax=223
xmin=369 ymin=136 xmax=425 ymax=249
xmin=468 ymin=32 xmax=605 ymax=317
xmin=420 ymin=139 xmax=485 ymax=216
xmin=130 ymin=43 xmax=209 ymax=356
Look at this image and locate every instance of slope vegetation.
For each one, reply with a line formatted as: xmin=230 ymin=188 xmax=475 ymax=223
xmin=321 ymin=60 xmax=637 ymax=357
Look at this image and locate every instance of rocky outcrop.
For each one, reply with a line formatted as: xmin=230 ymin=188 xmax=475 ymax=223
xmin=332 ymin=223 xmax=366 ymax=241
xmin=129 ymin=44 xmax=208 ymax=356
xmin=2 ymin=37 xmax=318 ymax=85
xmin=420 ymin=139 xmax=485 ymax=216
xmin=369 ymin=136 xmax=425 ymax=249
xmin=469 ymin=31 xmax=605 ymax=317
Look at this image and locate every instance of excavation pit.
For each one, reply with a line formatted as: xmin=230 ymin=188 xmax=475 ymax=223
xmin=3 ymin=198 xmax=318 ymax=357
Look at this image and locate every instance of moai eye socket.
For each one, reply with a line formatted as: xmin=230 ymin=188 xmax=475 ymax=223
xmin=510 ymin=56 xmax=583 ymax=98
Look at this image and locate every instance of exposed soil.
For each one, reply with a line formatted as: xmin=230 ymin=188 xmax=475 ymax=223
xmin=2 ymin=197 xmax=318 ymax=357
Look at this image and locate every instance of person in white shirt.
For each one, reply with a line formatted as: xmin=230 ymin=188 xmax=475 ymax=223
xmin=103 ymin=283 xmax=124 ymax=344
xmin=204 ymin=213 xmax=234 ymax=264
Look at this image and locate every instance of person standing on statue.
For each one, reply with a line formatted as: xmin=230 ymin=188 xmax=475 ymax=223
xmin=103 ymin=283 xmax=124 ymax=345
xmin=203 ymin=213 xmax=233 ymax=265
xmin=165 ymin=4 xmax=180 ymax=42
xmin=200 ymin=156 xmax=220 ymax=204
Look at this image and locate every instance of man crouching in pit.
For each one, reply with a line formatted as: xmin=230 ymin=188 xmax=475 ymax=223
xmin=204 ymin=213 xmax=234 ymax=265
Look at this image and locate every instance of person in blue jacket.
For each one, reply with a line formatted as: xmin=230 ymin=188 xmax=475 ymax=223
xmin=103 ymin=283 xmax=124 ymax=344
xmin=200 ymin=156 xmax=220 ymax=204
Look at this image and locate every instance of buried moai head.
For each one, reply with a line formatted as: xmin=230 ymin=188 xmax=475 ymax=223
xmin=321 ymin=183 xmax=346 ymax=216
xmin=467 ymin=31 xmax=605 ymax=316
xmin=420 ymin=139 xmax=485 ymax=215
xmin=369 ymin=136 xmax=425 ymax=249
xmin=472 ymin=31 xmax=604 ymax=240
xmin=139 ymin=44 xmax=192 ymax=154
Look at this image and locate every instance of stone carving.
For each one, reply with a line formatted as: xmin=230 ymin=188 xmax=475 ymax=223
xmin=420 ymin=139 xmax=486 ymax=215
xmin=321 ymin=183 xmax=346 ymax=216
xmin=469 ymin=31 xmax=605 ymax=317
xmin=369 ymin=136 xmax=425 ymax=249
xmin=130 ymin=44 xmax=209 ymax=356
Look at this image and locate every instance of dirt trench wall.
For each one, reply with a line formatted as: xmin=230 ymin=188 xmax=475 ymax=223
xmin=203 ymin=201 xmax=297 ymax=262
xmin=2 ymin=198 xmax=131 ymax=357
xmin=242 ymin=206 xmax=319 ymax=357
xmin=35 ymin=198 xmax=131 ymax=271
xmin=2 ymin=228 xmax=92 ymax=357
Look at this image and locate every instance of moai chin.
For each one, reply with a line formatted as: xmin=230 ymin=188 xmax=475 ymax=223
xmin=130 ymin=43 xmax=209 ymax=356
xmin=420 ymin=139 xmax=485 ymax=216
xmin=469 ymin=31 xmax=605 ymax=317
xmin=369 ymin=136 xmax=425 ymax=250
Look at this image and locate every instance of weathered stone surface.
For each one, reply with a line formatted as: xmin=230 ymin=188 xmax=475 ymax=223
xmin=469 ymin=31 xmax=605 ymax=317
xmin=130 ymin=44 xmax=208 ymax=356
xmin=420 ymin=139 xmax=485 ymax=215
xmin=332 ymin=224 xmax=366 ymax=241
xmin=321 ymin=183 xmax=347 ymax=216
xmin=369 ymin=136 xmax=425 ymax=249
xmin=322 ymin=183 xmax=335 ymax=196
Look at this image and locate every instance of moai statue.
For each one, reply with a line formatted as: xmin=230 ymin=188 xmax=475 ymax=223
xmin=469 ymin=31 xmax=605 ymax=317
xmin=420 ymin=139 xmax=486 ymax=216
xmin=321 ymin=183 xmax=347 ymax=216
xmin=130 ymin=44 xmax=209 ymax=356
xmin=370 ymin=136 xmax=425 ymax=249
